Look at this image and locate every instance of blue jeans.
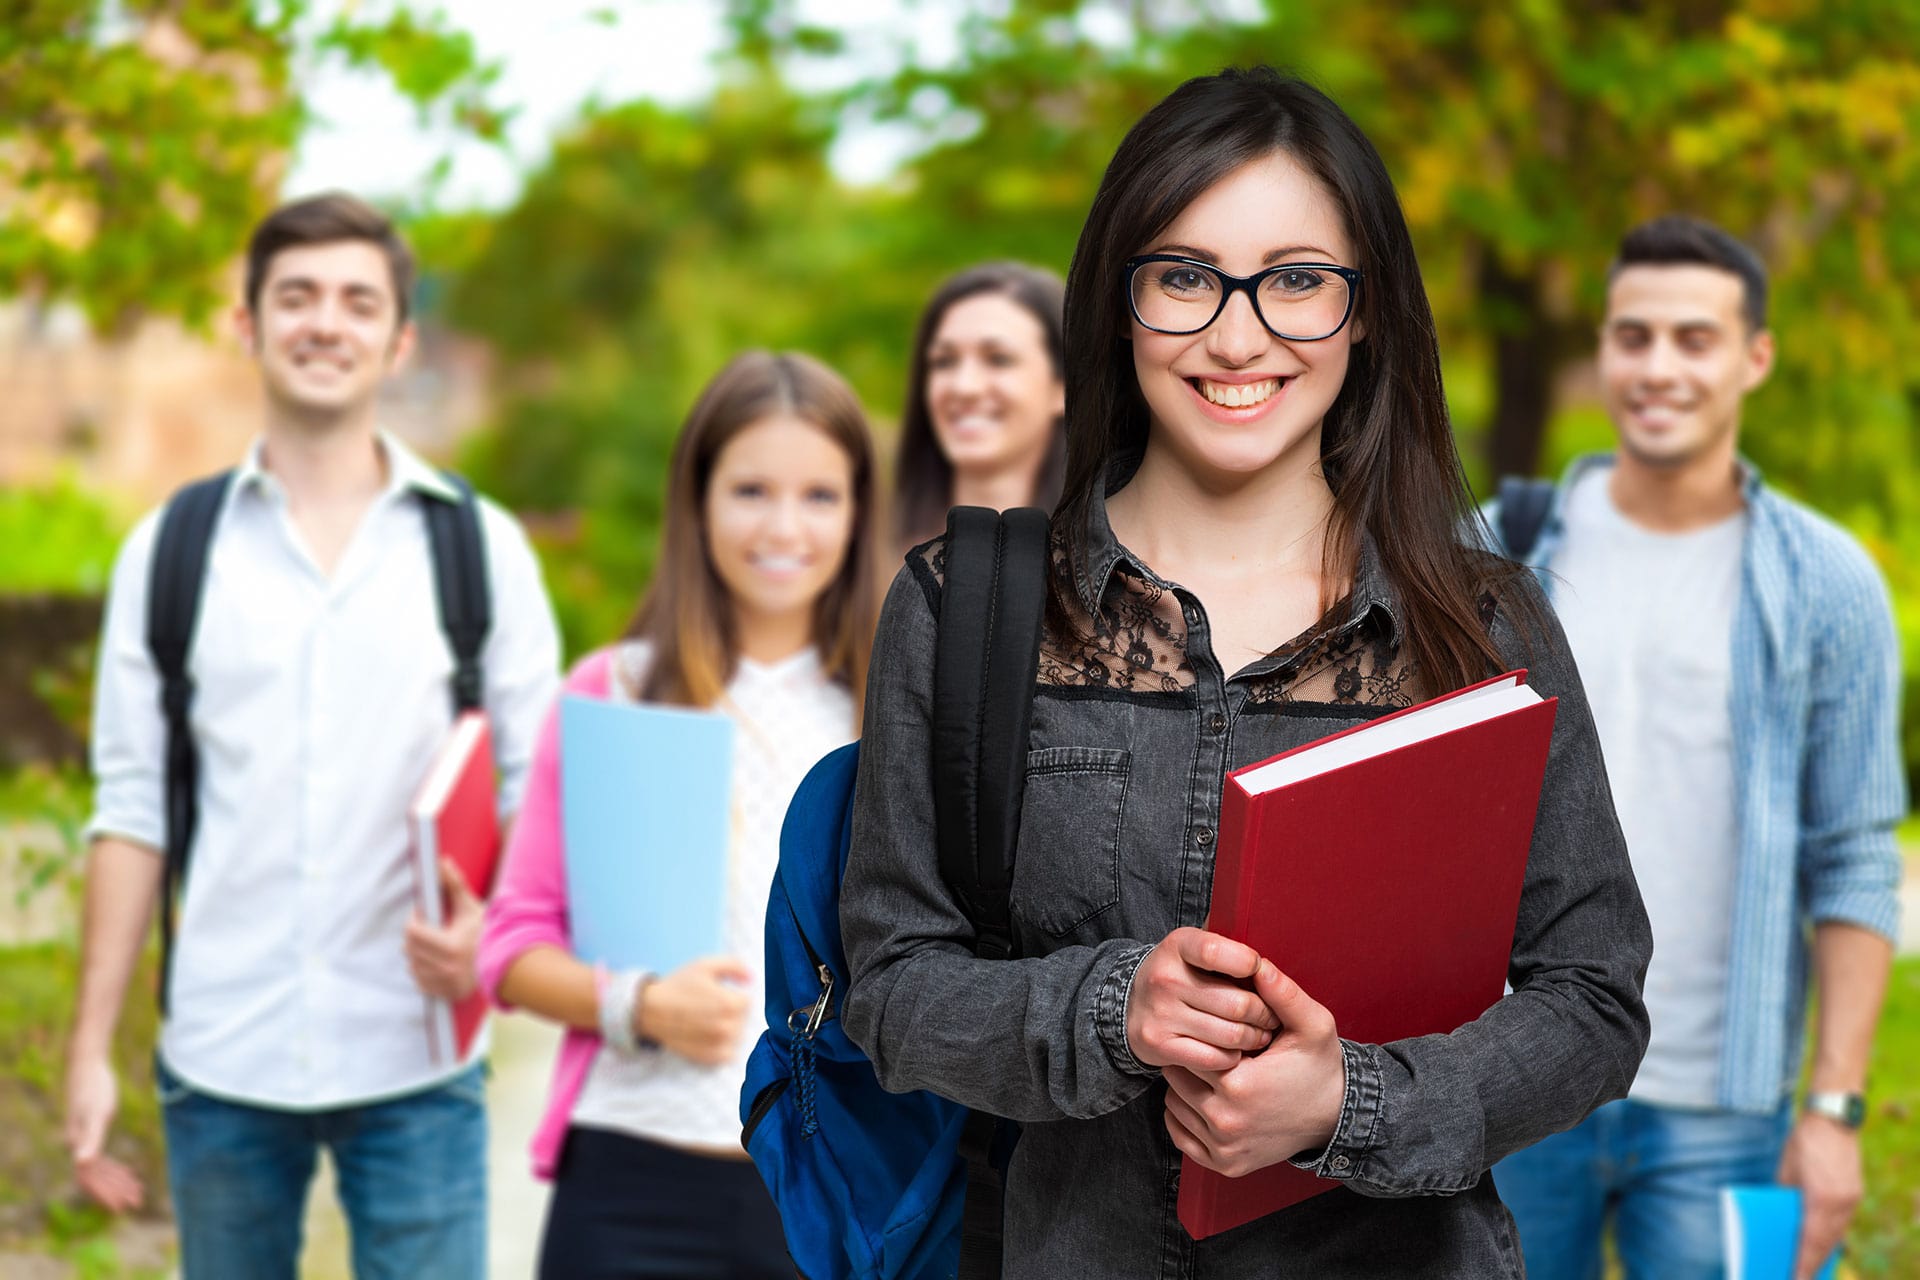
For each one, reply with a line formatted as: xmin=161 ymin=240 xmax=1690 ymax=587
xmin=157 ymin=1058 xmax=487 ymax=1280
xmin=1493 ymin=1096 xmax=1792 ymax=1280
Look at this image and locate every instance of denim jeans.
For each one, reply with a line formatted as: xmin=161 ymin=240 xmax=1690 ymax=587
xmin=157 ymin=1057 xmax=487 ymax=1280
xmin=1493 ymin=1096 xmax=1793 ymax=1280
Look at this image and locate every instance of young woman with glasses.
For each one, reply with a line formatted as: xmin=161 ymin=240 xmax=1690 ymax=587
xmin=892 ymin=262 xmax=1067 ymax=552
xmin=479 ymin=351 xmax=882 ymax=1279
xmin=837 ymin=67 xmax=1652 ymax=1275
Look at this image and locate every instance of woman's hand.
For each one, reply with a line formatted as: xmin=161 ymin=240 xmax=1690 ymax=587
xmin=1126 ymin=927 xmax=1281 ymax=1072
xmin=636 ymin=956 xmax=754 ymax=1066
xmin=1162 ymin=960 xmax=1346 ymax=1178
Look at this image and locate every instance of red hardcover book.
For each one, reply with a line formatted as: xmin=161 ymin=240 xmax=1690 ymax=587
xmin=1177 ymin=671 xmax=1558 ymax=1240
xmin=408 ymin=711 xmax=500 ymax=1064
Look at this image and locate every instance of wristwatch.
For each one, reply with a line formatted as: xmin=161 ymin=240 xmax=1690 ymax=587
xmin=1803 ymin=1090 xmax=1867 ymax=1129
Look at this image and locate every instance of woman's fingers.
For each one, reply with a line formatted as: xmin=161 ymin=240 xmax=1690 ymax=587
xmin=1252 ymin=961 xmax=1336 ymax=1040
xmin=1162 ymin=1075 xmax=1213 ymax=1140
xmin=1163 ymin=1098 xmax=1218 ymax=1171
xmin=1170 ymin=927 xmax=1262 ymax=981
xmin=1184 ymin=976 xmax=1283 ymax=1032
xmin=1155 ymin=1035 xmax=1242 ymax=1074
xmin=1171 ymin=1007 xmax=1273 ymax=1053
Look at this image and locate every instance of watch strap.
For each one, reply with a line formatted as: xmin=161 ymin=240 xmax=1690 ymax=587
xmin=1803 ymin=1090 xmax=1866 ymax=1129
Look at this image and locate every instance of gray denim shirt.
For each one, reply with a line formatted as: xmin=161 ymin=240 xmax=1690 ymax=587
xmin=840 ymin=491 xmax=1652 ymax=1278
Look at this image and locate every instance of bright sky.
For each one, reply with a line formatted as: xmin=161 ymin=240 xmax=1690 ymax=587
xmin=284 ymin=0 xmax=972 ymax=207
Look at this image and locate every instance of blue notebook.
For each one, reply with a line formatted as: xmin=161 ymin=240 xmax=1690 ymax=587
xmin=1721 ymin=1185 xmax=1839 ymax=1280
xmin=560 ymin=695 xmax=734 ymax=973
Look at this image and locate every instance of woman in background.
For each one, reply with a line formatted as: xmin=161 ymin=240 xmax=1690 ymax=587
xmin=893 ymin=261 xmax=1067 ymax=550
xmin=479 ymin=350 xmax=881 ymax=1279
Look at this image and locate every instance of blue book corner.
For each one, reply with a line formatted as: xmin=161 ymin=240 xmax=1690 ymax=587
xmin=1721 ymin=1185 xmax=1839 ymax=1280
xmin=560 ymin=695 xmax=734 ymax=974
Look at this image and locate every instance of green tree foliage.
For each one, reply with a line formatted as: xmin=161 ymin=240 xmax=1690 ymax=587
xmin=448 ymin=1 xmax=1919 ymax=791
xmin=0 ymin=0 xmax=502 ymax=334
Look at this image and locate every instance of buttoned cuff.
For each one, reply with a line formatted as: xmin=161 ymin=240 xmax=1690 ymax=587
xmin=1287 ymin=1038 xmax=1381 ymax=1181
xmin=1094 ymin=941 xmax=1157 ymax=1078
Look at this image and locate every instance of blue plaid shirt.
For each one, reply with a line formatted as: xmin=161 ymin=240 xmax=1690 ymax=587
xmin=1487 ymin=454 xmax=1905 ymax=1113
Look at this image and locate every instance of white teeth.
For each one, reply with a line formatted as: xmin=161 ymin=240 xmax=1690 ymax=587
xmin=754 ymin=556 xmax=806 ymax=572
xmin=1198 ymin=378 xmax=1281 ymax=408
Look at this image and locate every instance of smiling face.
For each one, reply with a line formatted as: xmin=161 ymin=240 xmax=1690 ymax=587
xmin=1128 ymin=150 xmax=1362 ymax=486
xmin=703 ymin=413 xmax=858 ymax=633
xmin=925 ymin=291 xmax=1065 ymax=481
xmin=1599 ymin=263 xmax=1772 ymax=473
xmin=237 ymin=239 xmax=413 ymax=423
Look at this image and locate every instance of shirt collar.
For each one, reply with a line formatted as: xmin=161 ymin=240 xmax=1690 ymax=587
xmin=1073 ymin=480 xmax=1403 ymax=649
xmin=232 ymin=430 xmax=461 ymax=504
xmin=1553 ymin=450 xmax=1764 ymax=514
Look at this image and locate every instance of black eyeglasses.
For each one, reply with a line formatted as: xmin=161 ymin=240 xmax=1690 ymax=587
xmin=1123 ymin=255 xmax=1364 ymax=341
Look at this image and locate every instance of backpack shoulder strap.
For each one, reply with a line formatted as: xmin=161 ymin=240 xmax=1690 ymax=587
xmin=419 ymin=472 xmax=492 ymax=715
xmin=1497 ymin=475 xmax=1557 ymax=561
xmin=930 ymin=505 xmax=1050 ymax=962
xmin=146 ymin=468 xmax=235 ymax=1015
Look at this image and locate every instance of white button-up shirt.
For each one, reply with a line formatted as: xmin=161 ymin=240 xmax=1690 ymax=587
xmin=87 ymin=433 xmax=561 ymax=1110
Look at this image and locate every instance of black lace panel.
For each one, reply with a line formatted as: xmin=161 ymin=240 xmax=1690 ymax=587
xmin=916 ymin=534 xmax=1429 ymax=708
xmin=1242 ymin=611 xmax=1419 ymax=708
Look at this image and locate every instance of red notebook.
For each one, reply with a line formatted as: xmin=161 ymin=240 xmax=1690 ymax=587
xmin=1177 ymin=671 xmax=1557 ymax=1240
xmin=408 ymin=711 xmax=500 ymax=1064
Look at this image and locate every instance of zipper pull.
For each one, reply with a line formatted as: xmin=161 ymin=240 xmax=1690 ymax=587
xmin=788 ymin=964 xmax=835 ymax=1039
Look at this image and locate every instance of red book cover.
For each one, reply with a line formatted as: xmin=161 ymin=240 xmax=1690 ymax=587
xmin=408 ymin=711 xmax=499 ymax=1064
xmin=1177 ymin=671 xmax=1558 ymax=1240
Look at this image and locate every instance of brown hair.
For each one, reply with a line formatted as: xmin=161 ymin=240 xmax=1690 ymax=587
xmin=627 ymin=350 xmax=882 ymax=722
xmin=1059 ymin=67 xmax=1534 ymax=696
xmin=245 ymin=192 xmax=416 ymax=324
xmin=1610 ymin=214 xmax=1769 ymax=333
xmin=894 ymin=262 xmax=1067 ymax=547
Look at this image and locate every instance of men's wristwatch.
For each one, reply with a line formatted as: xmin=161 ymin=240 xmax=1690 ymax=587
xmin=1803 ymin=1090 xmax=1868 ymax=1129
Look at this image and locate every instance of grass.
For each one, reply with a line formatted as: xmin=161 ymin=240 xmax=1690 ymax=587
xmin=1852 ymin=954 xmax=1920 ymax=1277
xmin=0 ymin=762 xmax=170 ymax=1275
xmin=0 ymin=939 xmax=169 ymax=1274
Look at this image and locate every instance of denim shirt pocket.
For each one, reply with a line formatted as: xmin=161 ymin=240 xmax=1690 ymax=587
xmin=1014 ymin=746 xmax=1132 ymax=938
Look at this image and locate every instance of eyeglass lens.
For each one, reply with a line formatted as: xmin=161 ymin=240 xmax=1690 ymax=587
xmin=1130 ymin=261 xmax=1351 ymax=339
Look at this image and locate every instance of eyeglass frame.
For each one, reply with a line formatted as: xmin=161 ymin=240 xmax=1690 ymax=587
xmin=1122 ymin=254 xmax=1365 ymax=342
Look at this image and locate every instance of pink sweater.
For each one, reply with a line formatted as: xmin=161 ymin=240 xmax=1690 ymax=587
xmin=477 ymin=648 xmax=617 ymax=1180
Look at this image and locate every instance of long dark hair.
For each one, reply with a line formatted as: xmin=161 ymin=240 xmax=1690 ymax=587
xmin=1058 ymin=67 xmax=1527 ymax=694
xmin=894 ymin=262 xmax=1068 ymax=547
xmin=627 ymin=350 xmax=882 ymax=723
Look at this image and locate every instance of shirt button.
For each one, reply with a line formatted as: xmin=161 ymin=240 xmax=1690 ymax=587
xmin=1331 ymin=1154 xmax=1351 ymax=1172
xmin=1194 ymin=827 xmax=1215 ymax=848
xmin=1208 ymin=712 xmax=1228 ymax=736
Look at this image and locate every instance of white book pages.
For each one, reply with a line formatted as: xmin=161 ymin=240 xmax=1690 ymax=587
xmin=411 ymin=712 xmax=487 ymax=822
xmin=1237 ymin=675 xmax=1540 ymax=796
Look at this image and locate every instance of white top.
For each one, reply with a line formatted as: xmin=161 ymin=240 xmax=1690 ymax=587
xmin=1551 ymin=467 xmax=1747 ymax=1108
xmin=571 ymin=641 xmax=855 ymax=1152
xmin=87 ymin=433 xmax=562 ymax=1110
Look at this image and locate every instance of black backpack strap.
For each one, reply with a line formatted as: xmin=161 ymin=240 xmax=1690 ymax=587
xmin=420 ymin=472 xmax=491 ymax=715
xmin=1496 ymin=476 xmax=1557 ymax=561
xmin=930 ymin=506 xmax=1049 ymax=1280
xmin=146 ymin=469 xmax=235 ymax=1015
xmin=931 ymin=505 xmax=1050 ymax=962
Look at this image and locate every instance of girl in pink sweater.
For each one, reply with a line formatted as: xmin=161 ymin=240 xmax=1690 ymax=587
xmin=479 ymin=351 xmax=881 ymax=1279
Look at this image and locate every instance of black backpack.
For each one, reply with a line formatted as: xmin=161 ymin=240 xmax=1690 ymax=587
xmin=144 ymin=468 xmax=492 ymax=1012
xmin=1495 ymin=475 xmax=1557 ymax=561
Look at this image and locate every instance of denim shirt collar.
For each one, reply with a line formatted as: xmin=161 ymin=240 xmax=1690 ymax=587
xmin=1073 ymin=479 xmax=1404 ymax=650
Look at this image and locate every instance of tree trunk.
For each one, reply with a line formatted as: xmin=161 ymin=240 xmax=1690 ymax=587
xmin=1478 ymin=255 xmax=1557 ymax=481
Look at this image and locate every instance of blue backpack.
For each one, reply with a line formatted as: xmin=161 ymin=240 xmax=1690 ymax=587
xmin=741 ymin=507 xmax=1051 ymax=1280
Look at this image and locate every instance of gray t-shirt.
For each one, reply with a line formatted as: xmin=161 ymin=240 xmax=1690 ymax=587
xmin=1552 ymin=467 xmax=1747 ymax=1108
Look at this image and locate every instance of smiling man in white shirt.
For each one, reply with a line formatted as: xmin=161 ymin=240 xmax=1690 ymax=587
xmin=63 ymin=192 xmax=561 ymax=1280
